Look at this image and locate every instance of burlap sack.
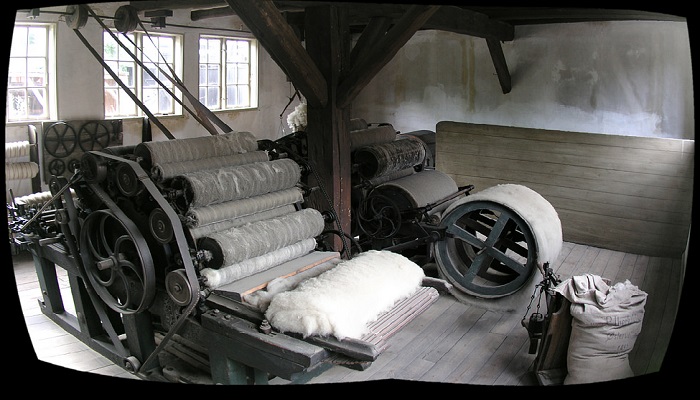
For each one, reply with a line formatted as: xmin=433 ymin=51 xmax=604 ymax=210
xmin=554 ymin=274 xmax=647 ymax=385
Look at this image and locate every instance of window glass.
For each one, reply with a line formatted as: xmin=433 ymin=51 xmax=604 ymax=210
xmin=199 ymin=35 xmax=257 ymax=111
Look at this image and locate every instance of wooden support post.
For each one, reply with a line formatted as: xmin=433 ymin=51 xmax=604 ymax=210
xmin=303 ymin=5 xmax=352 ymax=255
xmin=485 ymin=37 xmax=512 ymax=94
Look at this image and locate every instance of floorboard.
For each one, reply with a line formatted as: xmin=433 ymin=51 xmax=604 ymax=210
xmin=11 ymin=241 xmax=685 ymax=386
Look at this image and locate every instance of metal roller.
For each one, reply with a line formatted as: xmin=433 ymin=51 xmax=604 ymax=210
xmin=172 ymin=159 xmax=301 ymax=210
xmin=350 ymin=124 xmax=397 ymax=150
xmin=198 ymin=208 xmax=325 ymax=269
xmin=188 ymin=204 xmax=297 ymax=240
xmin=200 ymin=238 xmax=317 ymax=289
xmin=152 ymin=151 xmax=270 ymax=181
xmin=354 ymin=135 xmax=427 ymax=179
xmin=134 ymin=131 xmax=258 ymax=170
xmin=185 ymin=187 xmax=303 ymax=228
xmin=375 ymin=169 xmax=458 ymax=214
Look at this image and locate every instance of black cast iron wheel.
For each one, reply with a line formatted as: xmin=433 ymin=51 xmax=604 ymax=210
xmin=434 ymin=200 xmax=537 ymax=299
xmin=80 ymin=209 xmax=156 ymax=314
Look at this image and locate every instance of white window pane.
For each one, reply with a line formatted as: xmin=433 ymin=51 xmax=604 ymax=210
xmin=11 ymin=26 xmax=27 ymax=57
xmin=27 ymin=88 xmax=47 ymax=117
xmin=7 ymin=89 xmax=27 ymax=119
xmin=199 ymin=87 xmax=206 ymax=104
xmin=27 ymin=58 xmax=46 ymax=86
xmin=159 ymin=89 xmax=173 ymax=113
xmin=143 ymin=88 xmax=158 ymax=111
xmin=8 ymin=58 xmax=27 ymax=87
xmin=207 ymin=87 xmax=219 ymax=108
xmin=237 ymin=65 xmax=248 ymax=84
xmin=27 ymin=27 xmax=46 ymax=57
xmin=119 ymin=89 xmax=136 ymax=115
xmin=238 ymin=85 xmax=249 ymax=106
xmin=199 ymin=64 xmax=206 ymax=85
xmin=226 ymin=86 xmax=237 ymax=107
xmin=143 ymin=63 xmax=157 ymax=88
xmin=207 ymin=64 xmax=219 ymax=85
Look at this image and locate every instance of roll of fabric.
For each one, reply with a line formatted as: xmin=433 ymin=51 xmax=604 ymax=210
xmin=200 ymin=238 xmax=317 ymax=288
xmin=376 ymin=169 xmax=458 ymax=213
xmin=5 ymin=141 xmax=31 ymax=159
xmin=348 ymin=118 xmax=368 ymax=132
xmin=349 ymin=124 xmax=396 ymax=150
xmin=354 ymin=135 xmax=426 ymax=179
xmin=198 ymin=208 xmax=325 ymax=269
xmin=186 ymin=187 xmax=303 ymax=227
xmin=134 ymin=131 xmax=259 ymax=168
xmin=188 ymin=204 xmax=297 ymax=240
xmin=152 ymin=150 xmax=269 ymax=181
xmin=5 ymin=162 xmax=39 ymax=180
xmin=174 ymin=158 xmax=301 ymax=209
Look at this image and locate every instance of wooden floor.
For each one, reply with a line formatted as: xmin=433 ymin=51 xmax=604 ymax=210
xmin=10 ymin=241 xmax=688 ymax=386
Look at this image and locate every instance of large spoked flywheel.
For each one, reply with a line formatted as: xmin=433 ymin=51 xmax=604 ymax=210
xmin=80 ymin=209 xmax=157 ymax=314
xmin=434 ymin=200 xmax=538 ymax=299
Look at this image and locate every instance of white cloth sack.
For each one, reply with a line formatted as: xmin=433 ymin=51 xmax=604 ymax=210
xmin=554 ymin=274 xmax=647 ymax=385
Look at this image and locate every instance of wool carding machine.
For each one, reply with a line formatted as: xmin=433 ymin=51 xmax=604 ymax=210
xmin=343 ymin=119 xmax=563 ymax=302
xmin=10 ymin=130 xmax=449 ymax=384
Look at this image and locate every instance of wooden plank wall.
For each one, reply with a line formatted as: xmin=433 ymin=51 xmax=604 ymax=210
xmin=435 ymin=121 xmax=694 ymax=258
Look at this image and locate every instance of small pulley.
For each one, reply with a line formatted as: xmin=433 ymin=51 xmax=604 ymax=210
xmin=149 ymin=208 xmax=173 ymax=244
xmin=165 ymin=269 xmax=194 ymax=307
xmin=65 ymin=4 xmax=89 ymax=29
xmin=114 ymin=5 xmax=140 ymax=34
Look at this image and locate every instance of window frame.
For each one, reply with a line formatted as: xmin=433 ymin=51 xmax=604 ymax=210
xmin=103 ymin=29 xmax=184 ymax=119
xmin=198 ymin=34 xmax=259 ymax=112
xmin=6 ymin=22 xmax=57 ymax=123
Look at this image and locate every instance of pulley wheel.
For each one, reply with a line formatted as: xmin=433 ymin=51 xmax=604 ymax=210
xmin=48 ymin=159 xmax=65 ymax=176
xmin=434 ymin=200 xmax=537 ymax=299
xmin=80 ymin=152 xmax=108 ymax=183
xmin=149 ymin=208 xmax=173 ymax=244
xmin=65 ymin=5 xmax=89 ymax=29
xmin=165 ymin=269 xmax=193 ymax=306
xmin=79 ymin=209 xmax=156 ymax=314
xmin=78 ymin=121 xmax=111 ymax=152
xmin=116 ymin=163 xmax=143 ymax=196
xmin=114 ymin=5 xmax=140 ymax=33
xmin=43 ymin=122 xmax=77 ymax=158
xmin=355 ymin=192 xmax=402 ymax=240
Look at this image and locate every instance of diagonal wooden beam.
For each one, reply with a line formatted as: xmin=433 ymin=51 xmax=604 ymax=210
xmin=336 ymin=5 xmax=439 ymax=108
xmin=485 ymin=37 xmax=511 ymax=94
xmin=349 ymin=16 xmax=392 ymax=68
xmin=222 ymin=0 xmax=327 ymax=108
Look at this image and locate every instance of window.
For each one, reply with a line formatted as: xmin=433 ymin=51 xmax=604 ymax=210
xmin=103 ymin=31 xmax=182 ymax=118
xmin=199 ymin=35 xmax=258 ymax=111
xmin=7 ymin=23 xmax=56 ymax=123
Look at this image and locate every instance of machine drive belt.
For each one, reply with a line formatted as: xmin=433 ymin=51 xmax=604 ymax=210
xmin=89 ymin=151 xmax=201 ymax=372
xmin=88 ymin=7 xmax=222 ymax=137
xmin=71 ymin=28 xmax=175 ymax=140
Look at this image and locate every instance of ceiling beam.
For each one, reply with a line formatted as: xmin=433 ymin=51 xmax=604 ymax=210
xmin=485 ymin=37 xmax=511 ymax=94
xmin=222 ymin=0 xmax=328 ymax=108
xmin=336 ymin=4 xmax=440 ymax=108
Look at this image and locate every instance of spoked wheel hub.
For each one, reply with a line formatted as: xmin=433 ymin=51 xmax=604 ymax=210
xmin=80 ymin=209 xmax=156 ymax=314
xmin=434 ymin=200 xmax=537 ymax=299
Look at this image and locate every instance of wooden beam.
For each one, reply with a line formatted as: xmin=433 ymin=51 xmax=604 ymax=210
xmin=349 ymin=16 xmax=392 ymax=68
xmin=485 ymin=37 xmax=511 ymax=94
xmin=336 ymin=5 xmax=440 ymax=108
xmin=303 ymin=5 xmax=353 ymax=254
xmin=222 ymin=0 xmax=328 ymax=108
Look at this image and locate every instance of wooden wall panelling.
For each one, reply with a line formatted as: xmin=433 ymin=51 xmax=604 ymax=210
xmin=435 ymin=121 xmax=694 ymax=258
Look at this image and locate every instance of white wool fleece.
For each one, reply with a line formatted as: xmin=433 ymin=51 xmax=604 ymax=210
xmin=265 ymin=250 xmax=425 ymax=340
